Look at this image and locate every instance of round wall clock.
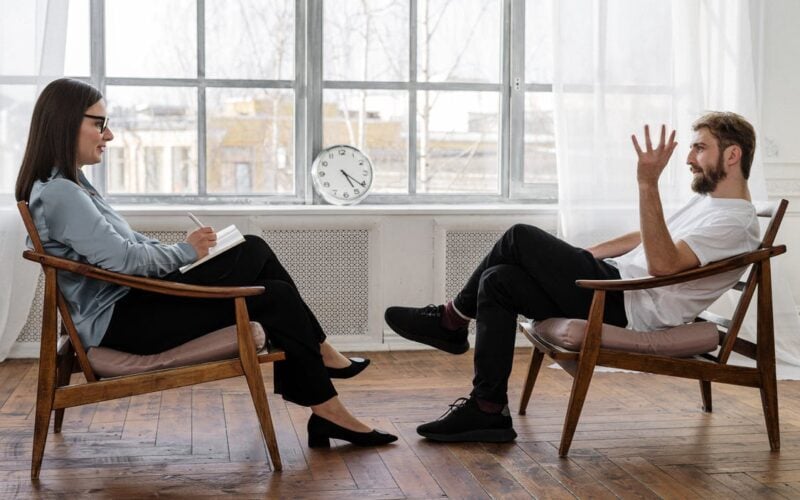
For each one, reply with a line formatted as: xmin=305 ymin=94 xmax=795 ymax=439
xmin=311 ymin=145 xmax=374 ymax=205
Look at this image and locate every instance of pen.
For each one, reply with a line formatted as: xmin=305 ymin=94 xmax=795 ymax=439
xmin=188 ymin=212 xmax=204 ymax=228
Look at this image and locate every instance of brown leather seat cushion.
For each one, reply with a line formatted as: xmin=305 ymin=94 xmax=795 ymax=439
xmin=87 ymin=322 xmax=266 ymax=378
xmin=533 ymin=318 xmax=719 ymax=357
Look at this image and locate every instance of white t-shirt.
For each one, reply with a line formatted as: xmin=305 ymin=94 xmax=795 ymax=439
xmin=608 ymin=195 xmax=760 ymax=331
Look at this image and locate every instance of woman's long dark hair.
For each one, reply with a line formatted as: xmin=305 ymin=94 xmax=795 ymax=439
xmin=15 ymin=78 xmax=103 ymax=201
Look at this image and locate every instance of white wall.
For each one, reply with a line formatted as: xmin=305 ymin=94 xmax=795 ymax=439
xmin=760 ymin=0 xmax=800 ymax=306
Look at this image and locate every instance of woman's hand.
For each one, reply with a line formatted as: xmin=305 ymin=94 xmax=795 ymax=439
xmin=186 ymin=227 xmax=217 ymax=259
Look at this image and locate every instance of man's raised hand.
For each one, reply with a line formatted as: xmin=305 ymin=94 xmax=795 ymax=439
xmin=632 ymin=124 xmax=677 ymax=187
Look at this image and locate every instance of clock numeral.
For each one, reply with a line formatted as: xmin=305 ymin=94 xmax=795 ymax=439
xmin=354 ymin=188 xmax=360 ymax=195
xmin=332 ymin=189 xmax=338 ymax=194
xmin=338 ymin=149 xmax=346 ymax=155
xmin=362 ymin=169 xmax=369 ymax=176
xmin=328 ymin=153 xmax=333 ymax=159
xmin=323 ymin=181 xmax=330 ymax=187
xmin=319 ymin=171 xmax=325 ymax=177
xmin=358 ymin=161 xmax=364 ymax=166
xmin=321 ymin=161 xmax=328 ymax=167
xmin=343 ymin=192 xmax=350 ymax=198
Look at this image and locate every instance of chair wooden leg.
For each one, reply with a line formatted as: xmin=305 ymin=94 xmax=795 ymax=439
xmin=699 ymin=380 xmax=712 ymax=413
xmin=53 ymin=348 xmax=75 ymax=433
xmin=559 ymin=353 xmax=597 ymax=457
xmin=32 ymin=270 xmax=59 ymax=480
xmin=241 ymin=359 xmax=283 ymax=471
xmin=32 ymin=367 xmax=56 ymax=480
xmin=559 ymin=291 xmax=605 ymax=457
xmin=756 ymin=262 xmax=780 ymax=451
xmin=760 ymin=373 xmax=780 ymax=451
xmin=235 ymin=299 xmax=283 ymax=471
xmin=519 ymin=348 xmax=544 ymax=415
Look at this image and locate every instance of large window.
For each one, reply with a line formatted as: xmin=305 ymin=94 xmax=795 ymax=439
xmin=0 ymin=0 xmax=556 ymax=204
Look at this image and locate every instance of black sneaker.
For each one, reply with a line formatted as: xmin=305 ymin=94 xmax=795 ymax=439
xmin=417 ymin=397 xmax=517 ymax=443
xmin=384 ymin=305 xmax=469 ymax=355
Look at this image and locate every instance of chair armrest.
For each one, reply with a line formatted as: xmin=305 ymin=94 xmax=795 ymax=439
xmin=23 ymin=250 xmax=264 ymax=299
xmin=577 ymin=246 xmax=786 ymax=291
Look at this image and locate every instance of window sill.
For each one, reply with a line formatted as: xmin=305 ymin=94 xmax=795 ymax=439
xmin=113 ymin=203 xmax=559 ymax=217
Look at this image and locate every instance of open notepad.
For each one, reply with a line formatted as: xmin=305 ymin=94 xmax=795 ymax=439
xmin=179 ymin=224 xmax=246 ymax=273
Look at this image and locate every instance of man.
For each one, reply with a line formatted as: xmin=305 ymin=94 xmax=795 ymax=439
xmin=385 ymin=112 xmax=761 ymax=443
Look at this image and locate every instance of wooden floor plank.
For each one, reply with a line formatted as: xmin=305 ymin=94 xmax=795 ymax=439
xmin=260 ymin=393 xmax=307 ymax=471
xmin=191 ymin=389 xmax=228 ymax=457
xmin=89 ymin=397 xmax=130 ymax=434
xmin=121 ymin=393 xmax=161 ymax=443
xmin=711 ymin=472 xmax=794 ymax=499
xmin=0 ymin=360 xmax=33 ymax=409
xmin=395 ymin=421 xmax=491 ymax=499
xmin=449 ymin=441 xmax=541 ymax=499
xmin=59 ymin=403 xmax=97 ymax=433
xmin=339 ymin=446 xmax=397 ymax=490
xmin=1 ymin=348 xmax=799 ymax=497
xmin=483 ymin=442 xmax=577 ymax=499
xmin=567 ymin=448 xmax=660 ymax=499
xmin=518 ymin=441 xmax=617 ymax=499
xmin=611 ymin=456 xmax=706 ymax=499
xmin=223 ymin=392 xmax=268 ymax=463
xmin=0 ymin=363 xmax=37 ymax=418
xmin=155 ymin=387 xmax=191 ymax=448
xmin=372 ymin=417 xmax=445 ymax=498
xmin=659 ymin=463 xmax=742 ymax=498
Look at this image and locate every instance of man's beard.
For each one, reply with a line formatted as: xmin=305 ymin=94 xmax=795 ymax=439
xmin=691 ymin=155 xmax=727 ymax=194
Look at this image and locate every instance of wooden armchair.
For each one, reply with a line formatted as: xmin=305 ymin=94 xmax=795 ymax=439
xmin=518 ymin=199 xmax=788 ymax=456
xmin=17 ymin=201 xmax=286 ymax=479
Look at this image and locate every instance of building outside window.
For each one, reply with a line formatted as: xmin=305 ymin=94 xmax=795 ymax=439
xmin=0 ymin=0 xmax=557 ymax=204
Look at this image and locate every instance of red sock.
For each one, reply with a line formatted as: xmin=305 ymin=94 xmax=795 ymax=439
xmin=441 ymin=301 xmax=470 ymax=331
xmin=475 ymin=398 xmax=504 ymax=414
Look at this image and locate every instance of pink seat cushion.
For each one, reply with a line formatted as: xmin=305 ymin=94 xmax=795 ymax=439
xmin=533 ymin=318 xmax=719 ymax=357
xmin=87 ymin=322 xmax=266 ymax=378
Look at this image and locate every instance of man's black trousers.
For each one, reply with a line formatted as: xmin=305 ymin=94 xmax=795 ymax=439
xmin=452 ymin=224 xmax=628 ymax=405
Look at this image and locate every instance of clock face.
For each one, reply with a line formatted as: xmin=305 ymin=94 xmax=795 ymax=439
xmin=311 ymin=145 xmax=374 ymax=205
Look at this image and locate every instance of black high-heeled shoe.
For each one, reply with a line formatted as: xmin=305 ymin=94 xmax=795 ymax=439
xmin=307 ymin=413 xmax=398 ymax=448
xmin=326 ymin=357 xmax=370 ymax=379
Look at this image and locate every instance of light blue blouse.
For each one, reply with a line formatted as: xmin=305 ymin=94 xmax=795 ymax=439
xmin=28 ymin=168 xmax=197 ymax=348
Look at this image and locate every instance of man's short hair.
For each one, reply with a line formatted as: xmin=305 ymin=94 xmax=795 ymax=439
xmin=692 ymin=111 xmax=756 ymax=179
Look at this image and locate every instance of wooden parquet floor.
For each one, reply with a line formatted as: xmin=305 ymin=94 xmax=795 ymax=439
xmin=2 ymin=348 xmax=800 ymax=498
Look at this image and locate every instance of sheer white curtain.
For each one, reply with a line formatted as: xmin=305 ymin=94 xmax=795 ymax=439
xmin=0 ymin=0 xmax=69 ymax=361
xmin=552 ymin=0 xmax=800 ymax=375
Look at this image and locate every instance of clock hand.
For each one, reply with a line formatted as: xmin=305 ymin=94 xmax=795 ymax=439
xmin=340 ymin=169 xmax=355 ymax=188
xmin=342 ymin=170 xmax=367 ymax=188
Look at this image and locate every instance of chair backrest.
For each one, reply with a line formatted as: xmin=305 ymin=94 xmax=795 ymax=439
xmin=700 ymin=199 xmax=788 ymax=364
xmin=17 ymin=201 xmax=97 ymax=381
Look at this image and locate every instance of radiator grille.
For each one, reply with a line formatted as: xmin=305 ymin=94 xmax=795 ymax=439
xmin=262 ymin=229 xmax=370 ymax=337
xmin=18 ymin=272 xmax=49 ymax=343
xmin=445 ymin=230 xmax=504 ymax=335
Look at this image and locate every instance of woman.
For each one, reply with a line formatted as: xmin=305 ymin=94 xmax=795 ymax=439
xmin=15 ymin=78 xmax=396 ymax=448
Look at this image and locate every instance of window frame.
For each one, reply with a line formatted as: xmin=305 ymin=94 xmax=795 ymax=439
xmin=0 ymin=0 xmax=560 ymax=205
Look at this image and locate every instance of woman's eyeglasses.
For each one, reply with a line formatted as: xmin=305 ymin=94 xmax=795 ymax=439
xmin=84 ymin=114 xmax=109 ymax=134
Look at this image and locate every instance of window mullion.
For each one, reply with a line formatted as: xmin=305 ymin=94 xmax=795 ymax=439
xmin=294 ymin=0 xmax=307 ymax=202
xmin=307 ymin=0 xmax=323 ymax=203
xmin=197 ymin=0 xmax=207 ymax=196
xmin=90 ymin=0 xmax=107 ymax=195
xmin=509 ymin=0 xmax=525 ymax=198
xmin=408 ymin=0 xmax=417 ymax=196
xmin=500 ymin=0 xmax=512 ymax=198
